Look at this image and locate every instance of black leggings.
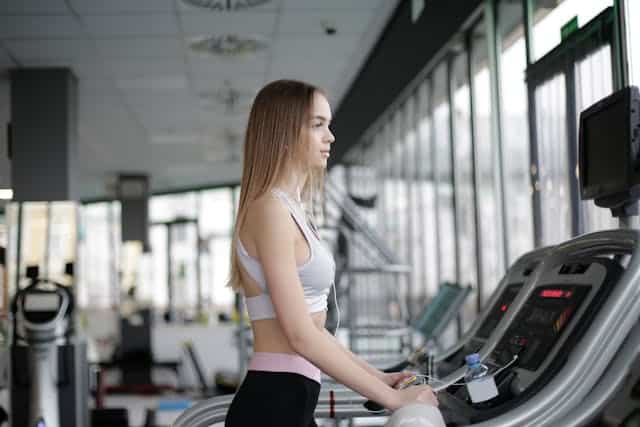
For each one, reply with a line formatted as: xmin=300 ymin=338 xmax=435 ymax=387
xmin=225 ymin=370 xmax=320 ymax=427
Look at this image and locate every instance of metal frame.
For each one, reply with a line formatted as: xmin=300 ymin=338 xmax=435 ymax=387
xmin=486 ymin=0 xmax=510 ymax=275
xmin=412 ymin=87 xmax=428 ymax=303
xmin=427 ymin=76 xmax=443 ymax=290
xmin=446 ymin=54 xmax=462 ymax=289
xmin=405 ymin=92 xmax=418 ymax=320
xmin=466 ymin=26 xmax=485 ymax=316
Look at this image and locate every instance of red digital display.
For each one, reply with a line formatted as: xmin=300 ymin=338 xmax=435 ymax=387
xmin=540 ymin=289 xmax=566 ymax=298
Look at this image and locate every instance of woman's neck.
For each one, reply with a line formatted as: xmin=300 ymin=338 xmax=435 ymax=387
xmin=276 ymin=171 xmax=307 ymax=202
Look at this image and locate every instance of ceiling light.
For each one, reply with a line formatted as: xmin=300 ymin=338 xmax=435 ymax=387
xmin=189 ymin=35 xmax=268 ymax=57
xmin=0 ymin=189 xmax=13 ymax=200
xmin=182 ymin=0 xmax=271 ymax=11
xmin=198 ymin=81 xmax=253 ymax=113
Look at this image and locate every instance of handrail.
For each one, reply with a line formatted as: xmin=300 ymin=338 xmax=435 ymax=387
xmin=172 ymin=395 xmax=382 ymax=427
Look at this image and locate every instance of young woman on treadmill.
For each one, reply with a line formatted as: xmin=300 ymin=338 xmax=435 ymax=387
xmin=225 ymin=79 xmax=439 ymax=426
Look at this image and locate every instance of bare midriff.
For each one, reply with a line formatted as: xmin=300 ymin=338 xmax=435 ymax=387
xmin=251 ymin=311 xmax=326 ymax=354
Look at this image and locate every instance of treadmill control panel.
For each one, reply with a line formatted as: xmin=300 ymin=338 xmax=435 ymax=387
xmin=489 ymin=285 xmax=589 ymax=370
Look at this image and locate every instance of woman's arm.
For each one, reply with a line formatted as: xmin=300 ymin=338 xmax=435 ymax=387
xmin=323 ymin=329 xmax=383 ymax=379
xmin=322 ymin=329 xmax=414 ymax=388
xmin=252 ymin=197 xmax=435 ymax=410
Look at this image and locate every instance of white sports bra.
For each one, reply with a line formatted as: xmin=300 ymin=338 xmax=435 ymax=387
xmin=236 ymin=188 xmax=336 ymax=320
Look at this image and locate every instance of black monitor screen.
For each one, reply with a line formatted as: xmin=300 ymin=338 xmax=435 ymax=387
xmin=582 ymin=98 xmax=628 ymax=196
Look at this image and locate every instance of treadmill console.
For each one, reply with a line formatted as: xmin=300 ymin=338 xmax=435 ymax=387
xmin=439 ymin=257 xmax=623 ymax=424
xmin=489 ymin=285 xmax=589 ymax=370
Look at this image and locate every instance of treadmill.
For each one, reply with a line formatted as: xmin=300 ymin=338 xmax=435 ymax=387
xmin=393 ymin=86 xmax=640 ymax=426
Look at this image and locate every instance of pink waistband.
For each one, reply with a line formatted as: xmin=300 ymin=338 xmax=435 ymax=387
xmin=249 ymin=352 xmax=321 ymax=384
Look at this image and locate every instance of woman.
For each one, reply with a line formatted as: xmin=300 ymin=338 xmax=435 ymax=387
xmin=225 ymin=80 xmax=438 ymax=426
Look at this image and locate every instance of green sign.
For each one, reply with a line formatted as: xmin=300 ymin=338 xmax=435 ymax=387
xmin=561 ymin=16 xmax=579 ymax=40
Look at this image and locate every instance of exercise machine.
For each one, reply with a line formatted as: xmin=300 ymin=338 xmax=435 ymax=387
xmin=10 ymin=272 xmax=88 ymax=427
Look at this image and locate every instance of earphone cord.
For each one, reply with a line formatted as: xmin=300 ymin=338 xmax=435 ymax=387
xmin=332 ymin=280 xmax=340 ymax=334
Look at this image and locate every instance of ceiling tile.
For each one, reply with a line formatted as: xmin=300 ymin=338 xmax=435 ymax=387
xmin=78 ymin=77 xmax=115 ymax=95
xmin=271 ymin=35 xmax=359 ymax=59
xmin=124 ymin=92 xmax=197 ymax=109
xmin=148 ymin=129 xmax=204 ymax=146
xmin=278 ymin=9 xmax=377 ymax=35
xmin=4 ymin=39 xmax=93 ymax=60
xmin=269 ymin=59 xmax=348 ymax=92
xmin=81 ymin=14 xmax=179 ymax=38
xmin=179 ymin=12 xmax=277 ymax=37
xmin=0 ymin=15 xmax=85 ymax=39
xmin=108 ymin=58 xmax=185 ymax=77
xmin=188 ymin=52 xmax=267 ymax=76
xmin=2 ymin=0 xmax=69 ymax=15
xmin=95 ymin=37 xmax=183 ymax=59
xmin=116 ymin=75 xmax=189 ymax=91
xmin=69 ymin=0 xmax=173 ymax=14
xmin=134 ymin=105 xmax=209 ymax=130
xmin=281 ymin=0 xmax=383 ymax=10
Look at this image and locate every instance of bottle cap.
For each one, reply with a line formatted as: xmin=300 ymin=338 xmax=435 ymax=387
xmin=465 ymin=353 xmax=481 ymax=365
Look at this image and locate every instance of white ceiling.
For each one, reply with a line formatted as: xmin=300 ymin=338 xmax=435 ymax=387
xmin=0 ymin=0 xmax=399 ymax=200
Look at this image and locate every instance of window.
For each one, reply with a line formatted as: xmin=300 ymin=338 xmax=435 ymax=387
xmin=532 ymin=0 xmax=613 ymax=61
xmin=499 ymin=1 xmax=534 ymax=263
xmin=200 ymin=188 xmax=235 ymax=311
xmin=625 ymin=0 xmax=640 ymax=85
xmin=433 ymin=63 xmax=457 ymax=283
xmin=416 ymin=80 xmax=439 ymax=297
xmin=535 ymin=73 xmax=571 ymax=245
xmin=474 ymin=15 xmax=507 ymax=301
xmin=78 ymin=202 xmax=119 ymax=309
xmin=451 ymin=51 xmax=477 ymax=291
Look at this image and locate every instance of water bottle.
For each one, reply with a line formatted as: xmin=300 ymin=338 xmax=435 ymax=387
xmin=464 ymin=353 xmax=489 ymax=381
xmin=464 ymin=353 xmax=498 ymax=403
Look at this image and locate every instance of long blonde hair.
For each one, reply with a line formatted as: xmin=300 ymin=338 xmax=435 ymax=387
xmin=228 ymin=79 xmax=326 ymax=292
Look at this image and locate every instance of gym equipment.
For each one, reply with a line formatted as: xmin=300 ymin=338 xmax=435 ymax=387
xmin=10 ymin=274 xmax=88 ymax=427
xmin=387 ymin=85 xmax=640 ymax=426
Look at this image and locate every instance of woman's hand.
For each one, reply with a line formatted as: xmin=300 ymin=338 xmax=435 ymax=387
xmin=379 ymin=371 xmax=417 ymax=388
xmin=390 ymin=384 xmax=439 ymax=411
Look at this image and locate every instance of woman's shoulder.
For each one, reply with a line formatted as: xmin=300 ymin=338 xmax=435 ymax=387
xmin=245 ymin=192 xmax=293 ymax=230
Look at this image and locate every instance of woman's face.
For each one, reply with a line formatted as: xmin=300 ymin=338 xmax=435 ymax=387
xmin=303 ymin=92 xmax=335 ymax=170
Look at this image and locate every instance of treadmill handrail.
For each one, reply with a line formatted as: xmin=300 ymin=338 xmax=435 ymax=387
xmin=172 ymin=395 xmax=384 ymax=427
xmin=549 ymin=321 xmax=640 ymax=427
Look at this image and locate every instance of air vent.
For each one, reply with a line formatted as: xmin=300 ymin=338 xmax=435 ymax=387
xmin=182 ymin=0 xmax=271 ymax=12
xmin=189 ymin=35 xmax=268 ymax=57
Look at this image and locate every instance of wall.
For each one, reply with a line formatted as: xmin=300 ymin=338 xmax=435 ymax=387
xmin=331 ymin=0 xmax=484 ymax=164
